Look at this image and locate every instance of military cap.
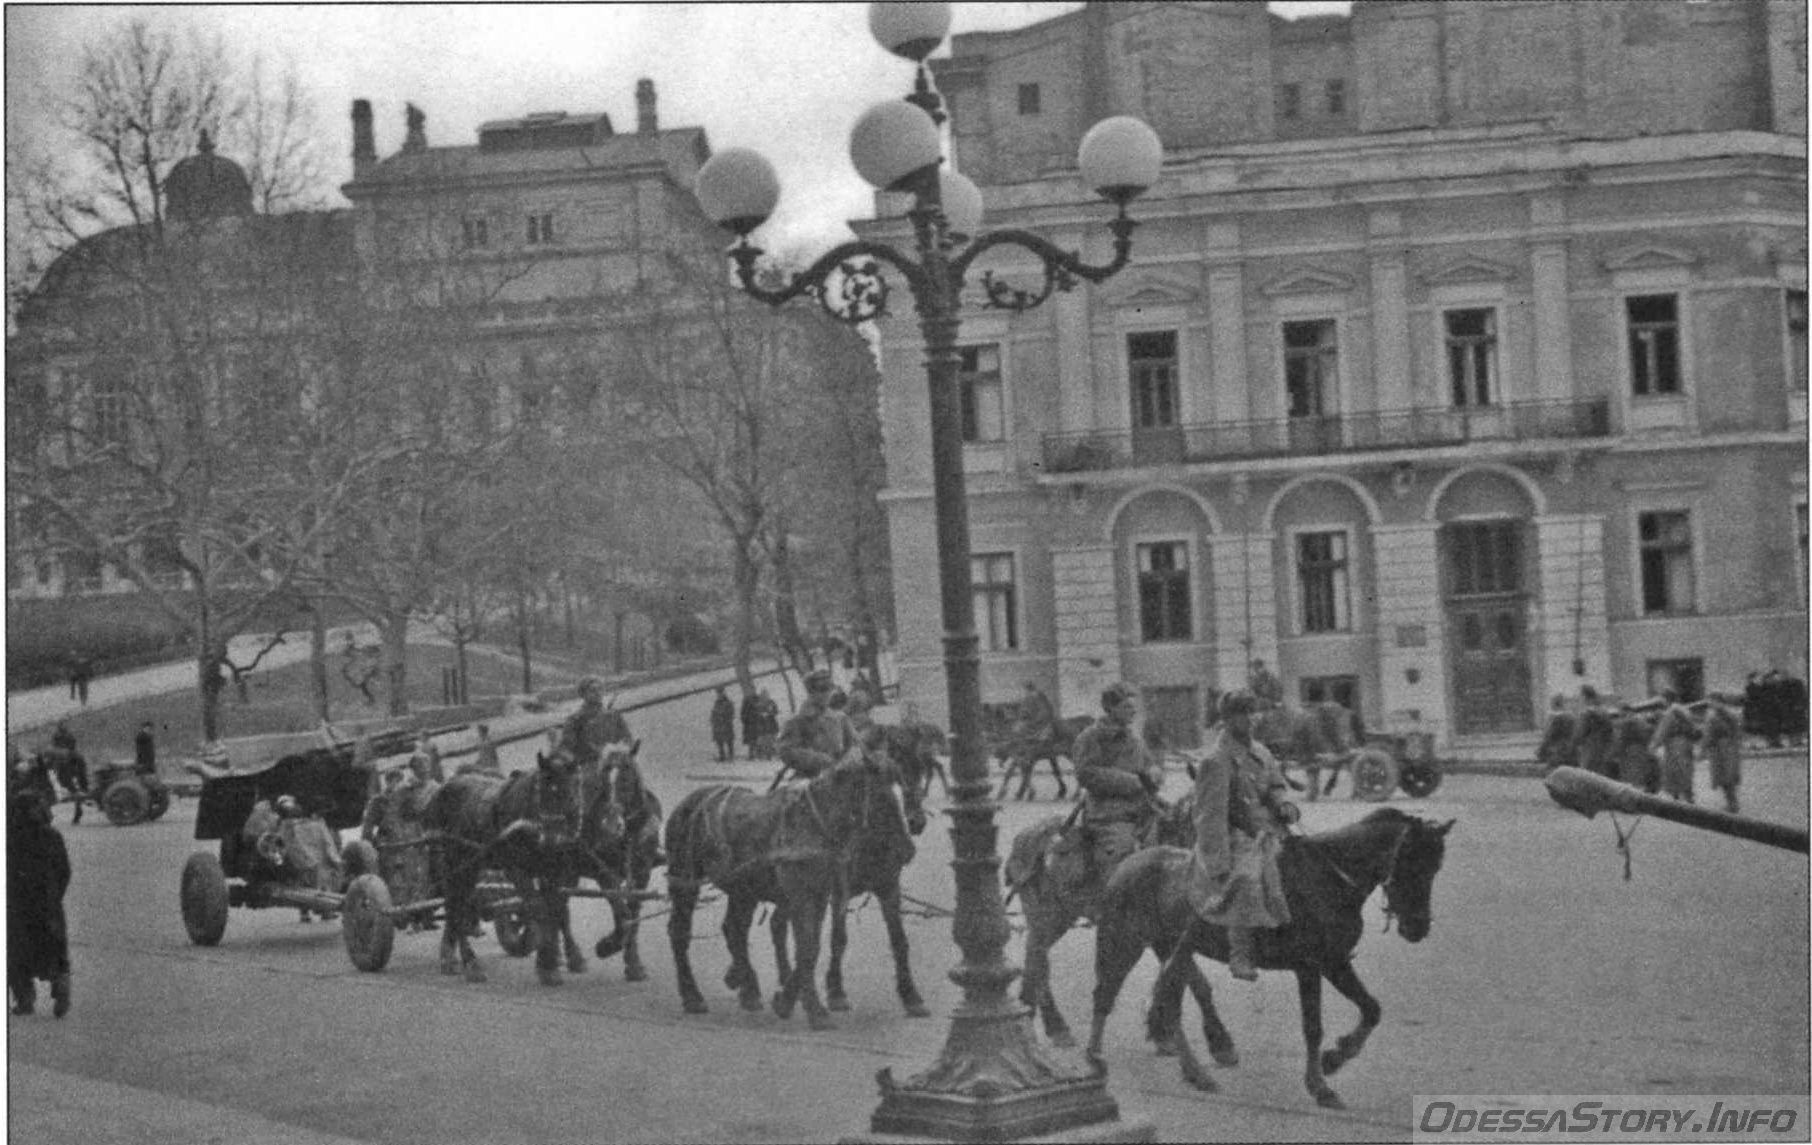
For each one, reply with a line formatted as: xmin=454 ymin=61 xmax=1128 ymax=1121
xmin=1101 ymin=683 xmax=1137 ymax=711
xmin=1218 ymin=689 xmax=1260 ymax=719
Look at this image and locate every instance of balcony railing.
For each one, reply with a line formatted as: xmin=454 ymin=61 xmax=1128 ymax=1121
xmin=1041 ymin=398 xmax=1611 ymax=473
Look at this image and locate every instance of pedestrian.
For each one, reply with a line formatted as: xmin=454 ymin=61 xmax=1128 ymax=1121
xmin=1650 ymin=690 xmax=1698 ymax=802
xmin=709 ymin=687 xmax=737 ymax=763
xmin=462 ymin=723 xmax=501 ymax=776
xmin=740 ymin=689 xmax=763 ymax=761
xmin=8 ymin=788 xmax=73 ymax=1017
xmin=1535 ymin=695 xmax=1577 ymax=773
xmin=1574 ymin=689 xmax=1616 ymax=779
xmin=134 ymin=721 xmax=157 ymax=776
xmin=46 ymin=722 xmax=86 ymax=822
xmin=1185 ymin=689 xmax=1296 ymax=981
xmin=73 ymin=654 xmax=92 ymax=707
xmin=1701 ymin=696 xmax=1744 ymax=814
xmin=755 ymin=689 xmax=781 ymax=760
xmin=65 ymin=650 xmax=82 ymax=703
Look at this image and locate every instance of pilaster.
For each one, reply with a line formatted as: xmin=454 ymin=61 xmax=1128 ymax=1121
xmin=1530 ymin=225 xmax=1573 ymax=402
xmin=1209 ymin=533 xmax=1277 ymax=690
xmin=1369 ymin=209 xmax=1412 ymax=411
xmin=1534 ymin=514 xmax=1609 ymax=701
xmin=1205 ymin=220 xmax=1246 ymax=423
xmin=1052 ymin=546 xmax=1122 ymax=717
xmin=1054 ymin=231 xmax=1093 ymax=432
xmin=1372 ymin=522 xmax=1448 ymax=740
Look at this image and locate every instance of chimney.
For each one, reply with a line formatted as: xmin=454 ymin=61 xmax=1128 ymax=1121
xmin=636 ymin=78 xmax=658 ymax=134
xmin=351 ymin=99 xmax=376 ymax=174
xmin=403 ymin=102 xmax=427 ymax=152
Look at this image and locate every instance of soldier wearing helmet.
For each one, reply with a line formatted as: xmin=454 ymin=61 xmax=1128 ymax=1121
xmin=560 ymin=676 xmax=632 ymax=766
xmin=776 ymin=668 xmax=860 ymax=780
xmin=1186 ymin=688 xmax=1295 ymax=981
xmin=1069 ymin=683 xmax=1165 ymax=878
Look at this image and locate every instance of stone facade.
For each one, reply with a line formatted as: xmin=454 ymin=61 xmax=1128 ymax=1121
xmin=864 ymin=0 xmax=1806 ymax=751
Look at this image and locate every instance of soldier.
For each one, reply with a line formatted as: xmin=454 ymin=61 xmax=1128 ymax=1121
xmin=1070 ymin=684 xmax=1165 ymax=879
xmin=1248 ymin=659 xmax=1284 ymax=710
xmin=1701 ymin=696 xmax=1744 ymax=814
xmin=1186 ymin=690 xmax=1296 ymax=981
xmin=776 ymin=669 xmax=861 ymax=780
xmin=1650 ymin=689 xmax=1699 ymax=803
xmin=560 ymin=677 xmax=632 ymax=766
xmin=8 ymin=789 xmax=72 ymax=1017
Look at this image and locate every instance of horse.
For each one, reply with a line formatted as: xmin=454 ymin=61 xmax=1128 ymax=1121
xmin=1086 ymin=808 xmax=1454 ymax=1108
xmin=1244 ymin=703 xmax=1361 ymax=801
xmin=767 ymin=736 xmax=930 ymax=1017
xmin=1003 ymin=792 xmax=1198 ymax=1048
xmin=663 ymin=751 xmax=906 ymax=1030
xmin=993 ymin=714 xmax=1094 ymax=801
xmin=579 ymin=741 xmax=665 ymax=982
xmin=875 ymin=720 xmax=949 ymax=798
xmin=424 ymin=747 xmax=592 ymax=986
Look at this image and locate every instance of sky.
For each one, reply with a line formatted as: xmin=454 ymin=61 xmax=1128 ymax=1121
xmin=5 ymin=2 xmax=1350 ymax=257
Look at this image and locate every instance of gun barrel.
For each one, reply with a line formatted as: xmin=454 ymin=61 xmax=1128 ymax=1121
xmin=1545 ymin=766 xmax=1808 ymax=854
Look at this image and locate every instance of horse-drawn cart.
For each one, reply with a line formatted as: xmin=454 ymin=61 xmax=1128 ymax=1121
xmin=1254 ymin=705 xmax=1444 ymax=803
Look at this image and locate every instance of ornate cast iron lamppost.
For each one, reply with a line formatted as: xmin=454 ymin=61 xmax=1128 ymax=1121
xmin=695 ymin=6 xmax=1161 ymax=1141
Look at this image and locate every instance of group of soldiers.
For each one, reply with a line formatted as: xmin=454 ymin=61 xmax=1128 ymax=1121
xmin=1538 ymin=686 xmax=1747 ymax=812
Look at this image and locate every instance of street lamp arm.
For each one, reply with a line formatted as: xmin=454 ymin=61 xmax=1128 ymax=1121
xmin=728 ymin=237 xmax=930 ymax=325
xmin=951 ymin=211 xmax=1138 ymax=313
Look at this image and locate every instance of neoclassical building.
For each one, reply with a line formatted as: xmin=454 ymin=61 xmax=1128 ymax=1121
xmin=862 ymin=0 xmax=1807 ymax=752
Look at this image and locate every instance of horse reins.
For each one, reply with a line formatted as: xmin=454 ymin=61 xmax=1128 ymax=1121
xmin=1304 ymin=821 xmax=1414 ymax=932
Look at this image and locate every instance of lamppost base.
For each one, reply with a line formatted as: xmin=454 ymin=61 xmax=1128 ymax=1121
xmin=843 ymin=1003 xmax=1155 ymax=1144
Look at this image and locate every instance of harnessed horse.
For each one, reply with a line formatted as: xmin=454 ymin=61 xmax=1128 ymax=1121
xmin=663 ymin=751 xmax=908 ymax=1030
xmin=1087 ymin=808 xmax=1454 ymax=1108
xmin=424 ymin=746 xmax=591 ymax=986
xmin=566 ymin=741 xmax=664 ymax=981
xmin=769 ymin=734 xmax=929 ymax=1017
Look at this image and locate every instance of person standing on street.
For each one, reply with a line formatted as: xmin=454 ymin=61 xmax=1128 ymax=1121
xmin=1701 ymin=696 xmax=1744 ymax=814
xmin=134 ymin=721 xmax=157 ymax=776
xmin=1650 ymin=690 xmax=1699 ymax=803
xmin=710 ymin=687 xmax=737 ymax=762
xmin=8 ymin=789 xmax=72 ymax=1017
xmin=1185 ymin=689 xmax=1295 ymax=981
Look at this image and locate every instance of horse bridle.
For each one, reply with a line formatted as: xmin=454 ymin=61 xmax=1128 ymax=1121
xmin=1309 ymin=819 xmax=1421 ymax=933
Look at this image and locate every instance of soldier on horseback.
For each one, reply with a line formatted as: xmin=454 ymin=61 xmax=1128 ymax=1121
xmin=1071 ymin=683 xmax=1165 ymax=878
xmin=1187 ymin=689 xmax=1296 ymax=981
xmin=561 ymin=677 xmax=632 ymax=766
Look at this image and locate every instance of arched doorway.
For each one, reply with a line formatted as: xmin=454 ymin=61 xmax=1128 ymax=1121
xmin=1436 ymin=469 xmax=1540 ymax=735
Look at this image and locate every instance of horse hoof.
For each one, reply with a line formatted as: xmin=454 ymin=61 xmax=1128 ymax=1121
xmin=537 ymin=968 xmax=563 ymax=987
xmin=1316 ymin=1090 xmax=1346 ymax=1110
xmin=904 ymin=999 xmax=931 ymax=1019
xmin=464 ymin=964 xmax=487 ymax=985
xmin=1049 ymin=1030 xmax=1077 ymax=1049
xmin=682 ymin=996 xmax=709 ymax=1015
xmin=827 ymin=994 xmax=850 ymax=1013
xmin=1211 ymin=1046 xmax=1241 ymax=1068
xmin=739 ymin=990 xmax=763 ymax=1012
xmin=1183 ymin=1068 xmax=1220 ymax=1093
xmin=808 ymin=1012 xmax=836 ymax=1032
xmin=566 ymin=956 xmax=588 ymax=974
xmin=772 ymin=993 xmax=795 ymax=1020
xmin=440 ymin=959 xmax=461 ymax=977
xmin=624 ymin=964 xmax=648 ymax=983
xmin=724 ymin=967 xmax=748 ymax=992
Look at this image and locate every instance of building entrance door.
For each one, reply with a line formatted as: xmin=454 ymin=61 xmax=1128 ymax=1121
xmin=1443 ymin=519 xmax=1534 ymax=735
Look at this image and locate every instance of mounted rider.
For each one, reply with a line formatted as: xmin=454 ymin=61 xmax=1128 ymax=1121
xmin=1070 ymin=683 xmax=1165 ymax=877
xmin=776 ymin=669 xmax=861 ymax=781
xmin=560 ymin=677 xmax=632 ymax=767
xmin=1187 ymin=689 xmax=1297 ymax=981
xmin=1013 ymin=681 xmax=1056 ymax=754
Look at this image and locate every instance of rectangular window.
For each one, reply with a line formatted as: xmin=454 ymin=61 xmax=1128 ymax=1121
xmin=1136 ymin=541 xmax=1192 ymax=642
xmin=1297 ymin=530 xmax=1351 ymax=633
xmin=1278 ymin=82 xmax=1301 ymax=120
xmin=971 ymin=553 xmax=1018 ymax=652
xmin=1447 ymin=520 xmax=1523 ymax=597
xmin=1638 ymin=509 xmax=1695 ymax=614
xmin=462 ymin=216 xmax=489 ymax=249
xmin=958 ymin=344 xmax=1005 ymax=443
xmin=1325 ymin=78 xmax=1346 ymax=115
xmin=1444 ymin=308 xmax=1498 ymax=408
xmin=1626 ymin=294 xmax=1681 ymax=396
xmin=1787 ymin=289 xmax=1807 ymax=393
xmin=1017 ymin=83 xmax=1041 ymax=115
xmin=526 ymin=212 xmax=556 ymax=245
xmin=1127 ymin=331 xmax=1178 ymax=429
xmin=90 ymin=361 xmax=130 ymax=446
xmin=1283 ymin=319 xmax=1337 ymax=418
xmin=1300 ymin=675 xmax=1361 ymax=721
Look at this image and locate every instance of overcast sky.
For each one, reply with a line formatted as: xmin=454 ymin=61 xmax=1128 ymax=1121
xmin=6 ymin=2 xmax=1349 ymax=256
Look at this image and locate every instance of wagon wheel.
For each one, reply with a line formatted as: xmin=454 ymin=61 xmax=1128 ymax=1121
xmin=146 ymin=784 xmax=172 ymax=821
xmin=341 ymin=874 xmax=396 ymax=972
xmin=1397 ymin=760 xmax=1443 ymax=798
xmin=101 ymin=777 xmax=150 ymax=826
xmin=180 ymin=852 xmax=230 ymax=946
xmin=494 ymin=906 xmax=534 ymax=958
xmin=1349 ymin=748 xmax=1399 ymax=802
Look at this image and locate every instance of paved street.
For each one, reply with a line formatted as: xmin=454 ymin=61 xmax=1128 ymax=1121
xmin=8 ymin=679 xmax=1808 ymax=1143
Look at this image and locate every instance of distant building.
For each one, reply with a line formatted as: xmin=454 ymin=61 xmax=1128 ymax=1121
xmin=861 ymin=0 xmax=1807 ymax=752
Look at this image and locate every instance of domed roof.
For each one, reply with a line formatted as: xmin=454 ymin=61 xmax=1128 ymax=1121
xmin=165 ymin=131 xmax=253 ymax=222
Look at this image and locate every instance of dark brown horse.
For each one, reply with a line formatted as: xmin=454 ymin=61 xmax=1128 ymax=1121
xmin=663 ymin=752 xmax=904 ymax=1030
xmin=873 ymin=721 xmax=949 ymax=798
xmin=993 ymin=714 xmax=1094 ymax=801
xmin=580 ymin=742 xmax=665 ymax=980
xmin=769 ymin=735 xmax=929 ymax=1017
xmin=1087 ymin=808 xmax=1454 ymax=1108
xmin=1003 ymin=792 xmax=1198 ymax=1047
xmin=424 ymin=747 xmax=590 ymax=986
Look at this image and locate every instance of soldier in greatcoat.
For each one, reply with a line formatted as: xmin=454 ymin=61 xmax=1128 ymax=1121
xmin=1186 ymin=690 xmax=1296 ymax=981
xmin=1650 ymin=690 xmax=1699 ymax=803
xmin=777 ymin=670 xmax=860 ymax=780
xmin=1700 ymin=697 xmax=1744 ymax=813
xmin=560 ymin=677 xmax=632 ymax=766
xmin=1069 ymin=684 xmax=1164 ymax=878
xmin=8 ymin=789 xmax=72 ymax=1017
